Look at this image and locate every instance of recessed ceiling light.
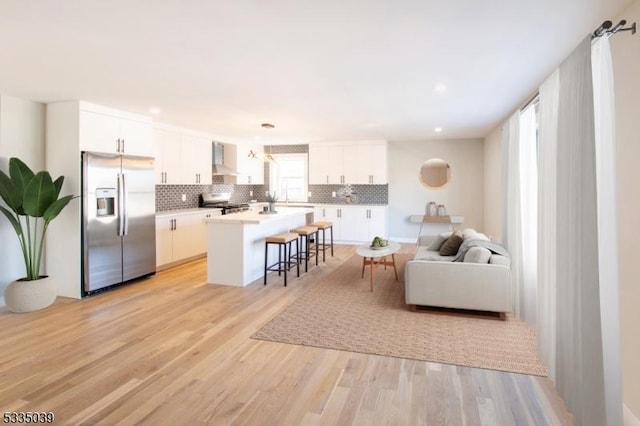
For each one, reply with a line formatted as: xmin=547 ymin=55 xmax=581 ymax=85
xmin=149 ymin=107 xmax=161 ymax=115
xmin=434 ymin=83 xmax=447 ymax=93
xmin=435 ymin=127 xmax=443 ymax=133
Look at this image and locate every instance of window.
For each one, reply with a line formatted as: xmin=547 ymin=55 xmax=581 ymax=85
xmin=269 ymin=153 xmax=308 ymax=202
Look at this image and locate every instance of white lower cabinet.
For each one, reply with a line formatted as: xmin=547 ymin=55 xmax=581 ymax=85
xmin=156 ymin=211 xmax=213 ymax=267
xmin=313 ymin=205 xmax=387 ymax=243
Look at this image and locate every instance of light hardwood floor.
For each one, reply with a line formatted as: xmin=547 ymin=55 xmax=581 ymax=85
xmin=0 ymin=245 xmax=571 ymax=425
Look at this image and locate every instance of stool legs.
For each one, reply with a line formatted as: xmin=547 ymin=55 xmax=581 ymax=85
xmin=316 ymin=226 xmax=334 ymax=262
xmin=296 ymin=231 xmax=318 ymax=272
xmin=264 ymin=239 xmax=300 ymax=286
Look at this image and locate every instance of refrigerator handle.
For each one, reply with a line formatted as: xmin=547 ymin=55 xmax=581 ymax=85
xmin=117 ymin=173 xmax=124 ymax=236
xmin=122 ymin=173 xmax=129 ymax=235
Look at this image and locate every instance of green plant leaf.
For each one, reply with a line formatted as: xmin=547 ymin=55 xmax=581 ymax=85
xmin=0 ymin=205 xmax=22 ymax=236
xmin=52 ymin=176 xmax=64 ymax=199
xmin=0 ymin=169 xmax=22 ymax=211
xmin=9 ymin=157 xmax=35 ymax=198
xmin=23 ymin=172 xmax=56 ymax=217
xmin=43 ymin=195 xmax=74 ymax=222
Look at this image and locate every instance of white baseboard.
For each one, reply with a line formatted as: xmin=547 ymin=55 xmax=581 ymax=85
xmin=625 ymin=403 xmax=640 ymax=426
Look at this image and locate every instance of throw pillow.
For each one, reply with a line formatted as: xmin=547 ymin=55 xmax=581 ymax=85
xmin=426 ymin=231 xmax=453 ymax=251
xmin=462 ymin=228 xmax=480 ymax=241
xmin=439 ymin=230 xmax=463 ymax=256
xmin=463 ymin=246 xmax=492 ymax=263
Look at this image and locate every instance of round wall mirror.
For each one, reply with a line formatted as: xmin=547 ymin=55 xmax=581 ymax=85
xmin=419 ymin=158 xmax=451 ymax=189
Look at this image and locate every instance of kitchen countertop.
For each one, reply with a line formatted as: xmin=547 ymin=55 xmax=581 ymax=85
xmin=204 ymin=207 xmax=312 ymax=224
xmin=156 ymin=208 xmax=220 ymax=217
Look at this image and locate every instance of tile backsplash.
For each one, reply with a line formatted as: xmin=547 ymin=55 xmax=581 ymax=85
xmin=156 ymin=182 xmax=388 ymax=211
xmin=156 ymin=144 xmax=388 ymax=211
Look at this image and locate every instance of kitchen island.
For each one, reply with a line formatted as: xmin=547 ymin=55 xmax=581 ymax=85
xmin=204 ymin=207 xmax=312 ymax=286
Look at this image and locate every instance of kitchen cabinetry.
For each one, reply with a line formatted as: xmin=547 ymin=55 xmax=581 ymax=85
xmin=313 ymin=205 xmax=388 ymax=243
xmin=309 ymin=145 xmax=344 ymax=184
xmin=181 ymin=135 xmax=212 ymax=185
xmin=223 ymin=143 xmax=264 ymax=185
xmin=153 ymin=128 xmax=182 ymax=184
xmin=309 ymin=141 xmax=387 ymax=185
xmin=343 ymin=144 xmax=387 ymax=184
xmin=156 ymin=210 xmax=214 ymax=268
xmin=153 ymin=127 xmax=212 ymax=185
xmin=79 ymin=105 xmax=153 ymax=156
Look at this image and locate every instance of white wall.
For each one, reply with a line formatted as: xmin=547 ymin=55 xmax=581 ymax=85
xmin=388 ymin=139 xmax=484 ymax=242
xmin=483 ymin=125 xmax=504 ymax=242
xmin=611 ymin=0 xmax=640 ymax=422
xmin=0 ymin=95 xmax=46 ymax=307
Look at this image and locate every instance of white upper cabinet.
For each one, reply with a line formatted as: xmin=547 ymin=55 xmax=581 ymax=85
xmin=153 ymin=128 xmax=182 ymax=184
xmin=309 ymin=145 xmax=344 ymax=184
xmin=181 ymin=135 xmax=212 ymax=185
xmin=79 ymin=103 xmax=153 ymax=156
xmin=309 ymin=141 xmax=387 ymax=185
xmin=153 ymin=126 xmax=213 ymax=185
xmin=224 ymin=143 xmax=264 ymax=185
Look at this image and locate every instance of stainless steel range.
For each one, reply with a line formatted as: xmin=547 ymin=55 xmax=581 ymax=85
xmin=199 ymin=193 xmax=250 ymax=215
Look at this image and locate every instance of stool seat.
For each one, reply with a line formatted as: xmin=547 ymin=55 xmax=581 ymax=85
xmin=266 ymin=232 xmax=299 ymax=244
xmin=310 ymin=221 xmax=332 ymax=229
xmin=290 ymin=225 xmax=318 ymax=235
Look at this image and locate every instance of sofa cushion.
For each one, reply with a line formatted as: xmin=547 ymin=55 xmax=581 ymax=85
xmin=426 ymin=231 xmax=453 ymax=251
xmin=414 ymin=246 xmax=456 ymax=261
xmin=439 ymin=230 xmax=463 ymax=256
xmin=463 ymin=246 xmax=492 ymax=263
xmin=489 ymin=254 xmax=511 ymax=266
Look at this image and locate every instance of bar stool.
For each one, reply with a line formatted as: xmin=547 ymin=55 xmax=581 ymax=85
xmin=290 ymin=225 xmax=319 ymax=272
xmin=310 ymin=221 xmax=334 ymax=262
xmin=264 ymin=232 xmax=300 ymax=286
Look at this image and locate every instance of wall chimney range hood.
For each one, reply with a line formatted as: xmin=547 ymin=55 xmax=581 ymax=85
xmin=212 ymin=142 xmax=238 ymax=175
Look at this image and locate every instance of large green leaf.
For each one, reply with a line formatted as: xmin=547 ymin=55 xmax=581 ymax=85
xmin=43 ymin=195 xmax=74 ymax=223
xmin=53 ymin=176 xmax=64 ymax=199
xmin=9 ymin=157 xmax=35 ymax=199
xmin=0 ymin=170 xmax=22 ymax=212
xmin=22 ymin=172 xmax=56 ymax=217
xmin=0 ymin=205 xmax=22 ymax=236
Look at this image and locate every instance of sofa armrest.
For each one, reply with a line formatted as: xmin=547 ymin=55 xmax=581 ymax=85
xmin=405 ymin=260 xmax=512 ymax=313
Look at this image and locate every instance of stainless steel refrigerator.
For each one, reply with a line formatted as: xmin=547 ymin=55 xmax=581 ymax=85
xmin=82 ymin=152 xmax=156 ymax=294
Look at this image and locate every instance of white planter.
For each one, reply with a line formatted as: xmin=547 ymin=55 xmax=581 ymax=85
xmin=4 ymin=276 xmax=56 ymax=313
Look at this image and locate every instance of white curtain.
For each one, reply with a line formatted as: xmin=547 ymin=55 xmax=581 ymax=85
xmin=535 ymin=35 xmax=622 ymax=426
xmin=519 ymin=105 xmax=538 ymax=326
xmin=537 ymin=69 xmax=559 ymax=381
xmin=502 ymin=113 xmax=524 ymax=319
xmin=592 ymin=35 xmax=622 ymax=426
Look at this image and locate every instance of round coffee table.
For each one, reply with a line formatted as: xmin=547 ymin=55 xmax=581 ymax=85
xmin=355 ymin=241 xmax=401 ymax=292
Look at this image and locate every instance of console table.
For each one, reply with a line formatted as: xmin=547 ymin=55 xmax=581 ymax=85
xmin=409 ymin=215 xmax=464 ymax=243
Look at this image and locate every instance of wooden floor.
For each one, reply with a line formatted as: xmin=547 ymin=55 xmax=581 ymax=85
xmin=0 ymin=245 xmax=571 ymax=425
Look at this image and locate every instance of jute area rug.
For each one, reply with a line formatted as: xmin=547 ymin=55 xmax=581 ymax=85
xmin=252 ymin=253 xmax=548 ymax=377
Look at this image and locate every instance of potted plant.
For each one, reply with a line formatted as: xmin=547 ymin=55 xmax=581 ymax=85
xmin=265 ymin=191 xmax=278 ymax=213
xmin=0 ymin=157 xmax=75 ymax=313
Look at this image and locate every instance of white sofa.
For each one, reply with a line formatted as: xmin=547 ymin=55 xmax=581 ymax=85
xmin=404 ymin=231 xmax=512 ymax=315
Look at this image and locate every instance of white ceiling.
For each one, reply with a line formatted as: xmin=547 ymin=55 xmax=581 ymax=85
xmin=0 ymin=0 xmax=632 ymax=143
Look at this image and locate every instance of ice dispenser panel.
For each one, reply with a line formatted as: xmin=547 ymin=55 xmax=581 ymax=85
xmin=96 ymin=188 xmax=116 ymax=217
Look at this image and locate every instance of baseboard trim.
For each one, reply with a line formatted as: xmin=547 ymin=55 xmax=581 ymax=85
xmin=625 ymin=403 xmax=640 ymax=426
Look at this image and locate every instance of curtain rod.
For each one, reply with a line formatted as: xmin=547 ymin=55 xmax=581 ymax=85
xmin=592 ymin=20 xmax=637 ymax=39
